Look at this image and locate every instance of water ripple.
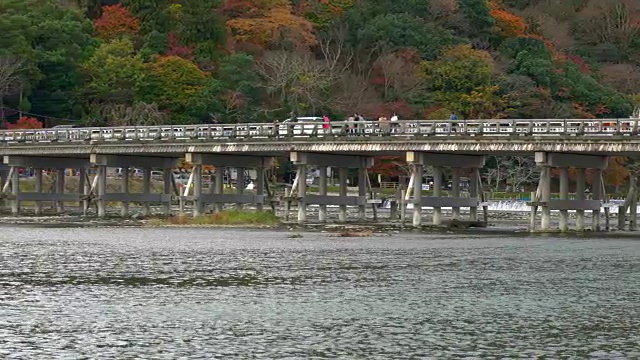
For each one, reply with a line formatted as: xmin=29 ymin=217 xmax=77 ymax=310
xmin=1 ymin=228 xmax=639 ymax=358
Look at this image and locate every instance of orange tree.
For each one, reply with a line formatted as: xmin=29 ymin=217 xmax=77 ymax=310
xmin=6 ymin=117 xmax=43 ymax=129
xmin=94 ymin=4 xmax=140 ymax=41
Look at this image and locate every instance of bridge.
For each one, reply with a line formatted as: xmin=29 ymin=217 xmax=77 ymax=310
xmin=1 ymin=118 xmax=639 ymax=232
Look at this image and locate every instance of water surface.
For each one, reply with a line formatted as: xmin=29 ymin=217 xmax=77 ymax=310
xmin=1 ymin=228 xmax=639 ymax=358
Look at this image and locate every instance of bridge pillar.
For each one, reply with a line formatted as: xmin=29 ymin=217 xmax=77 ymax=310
xmin=237 ymin=167 xmax=245 ymax=211
xmin=575 ymin=169 xmax=586 ymax=231
xmin=97 ymin=165 xmax=107 ymax=218
xmin=143 ymin=168 xmax=152 ymax=216
xmin=79 ymin=168 xmax=88 ymax=216
xmin=452 ymin=168 xmax=461 ymax=220
xmin=290 ymin=152 xmax=373 ymax=223
xmin=532 ymin=153 xmax=608 ymax=232
xmin=90 ymin=155 xmax=179 ymax=218
xmin=56 ymin=168 xmax=65 ymax=213
xmin=0 ymin=164 xmax=8 ymax=212
xmin=11 ymin=165 xmax=19 ymax=215
xmin=192 ymin=164 xmax=203 ymax=216
xmin=406 ymin=152 xmax=486 ymax=228
xmin=412 ymin=162 xmax=423 ymax=227
xmin=121 ymin=166 xmax=130 ymax=216
xmin=185 ymin=153 xmax=272 ymax=216
xmin=318 ymin=166 xmax=327 ymax=222
xmin=339 ymin=168 xmax=348 ymax=222
xmin=3 ymin=156 xmax=90 ymax=216
xmin=214 ymin=167 xmax=224 ymax=213
xmin=256 ymin=167 xmax=265 ymax=212
xmin=296 ymin=164 xmax=307 ymax=224
xmin=592 ymin=169 xmax=603 ymax=231
xmin=34 ymin=169 xmax=43 ymax=215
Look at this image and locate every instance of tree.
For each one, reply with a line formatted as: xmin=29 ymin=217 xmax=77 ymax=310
xmin=604 ymin=157 xmax=629 ymax=193
xmin=300 ymin=0 xmax=354 ymax=28
xmin=355 ymin=13 xmax=461 ymax=60
xmin=94 ymin=4 xmax=140 ymax=40
xmin=136 ymin=55 xmax=209 ymax=122
xmin=6 ymin=116 xmax=43 ymax=129
xmin=0 ymin=56 xmax=25 ymax=99
xmin=207 ymin=53 xmax=261 ymax=123
xmin=490 ymin=6 xmax=526 ymax=38
xmin=223 ymin=0 xmax=317 ymax=49
xmin=167 ymin=0 xmax=226 ymax=64
xmin=371 ymin=49 xmax=425 ymax=103
xmin=81 ymin=38 xmax=145 ymax=104
xmin=0 ymin=0 xmax=95 ymax=118
xmin=121 ymin=0 xmax=172 ymax=34
xmin=572 ymin=1 xmax=640 ymax=60
xmin=458 ymin=0 xmax=495 ymax=36
xmin=371 ymin=156 xmax=411 ymax=181
xmin=255 ymin=49 xmax=342 ymax=116
xmin=421 ymin=44 xmax=507 ymax=118
xmin=94 ymin=102 xmax=168 ymax=126
xmin=484 ymin=156 xmax=539 ymax=191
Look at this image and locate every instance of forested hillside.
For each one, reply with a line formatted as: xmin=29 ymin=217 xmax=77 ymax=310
xmin=0 ymin=0 xmax=639 ymax=126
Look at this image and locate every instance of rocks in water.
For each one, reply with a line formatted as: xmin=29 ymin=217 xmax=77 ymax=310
xmin=444 ymin=219 xmax=488 ymax=229
xmin=333 ymin=230 xmax=373 ymax=238
xmin=131 ymin=213 xmax=145 ymax=220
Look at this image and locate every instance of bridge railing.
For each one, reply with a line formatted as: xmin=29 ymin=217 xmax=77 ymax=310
xmin=0 ymin=118 xmax=637 ymax=143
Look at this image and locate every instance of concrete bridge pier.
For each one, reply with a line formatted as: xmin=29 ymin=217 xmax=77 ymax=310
xmin=185 ymin=153 xmax=272 ymax=217
xmin=531 ymin=153 xmax=608 ymax=232
xmin=90 ymin=155 xmax=178 ymax=218
xmin=318 ymin=166 xmax=328 ymax=222
xmin=338 ymin=168 xmax=348 ymax=222
xmin=406 ymin=152 xmax=486 ymax=227
xmin=2 ymin=156 xmax=90 ymax=216
xmin=0 ymin=164 xmax=8 ymax=211
xmin=618 ymin=174 xmax=639 ymax=231
xmin=121 ymin=166 xmax=130 ymax=216
xmin=290 ymin=152 xmax=373 ymax=223
xmin=33 ymin=168 xmax=43 ymax=215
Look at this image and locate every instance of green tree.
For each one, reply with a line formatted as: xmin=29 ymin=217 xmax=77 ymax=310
xmin=355 ymin=13 xmax=461 ymax=60
xmin=458 ymin=0 xmax=495 ymax=36
xmin=207 ymin=53 xmax=261 ymax=123
xmin=0 ymin=0 xmax=95 ymax=117
xmin=171 ymin=0 xmax=226 ymax=63
xmin=421 ymin=44 xmax=506 ymax=118
xmin=81 ymin=38 xmax=145 ymax=104
xmin=136 ymin=55 xmax=209 ymax=123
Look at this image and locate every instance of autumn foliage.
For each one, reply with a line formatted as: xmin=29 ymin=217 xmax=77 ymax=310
xmin=223 ymin=0 xmax=316 ymax=48
xmin=94 ymin=4 xmax=140 ymax=41
xmin=491 ymin=9 xmax=525 ymax=37
xmin=6 ymin=117 xmax=43 ymax=129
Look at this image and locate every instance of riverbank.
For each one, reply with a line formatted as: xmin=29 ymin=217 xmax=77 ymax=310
xmin=0 ymin=208 xmax=635 ymax=237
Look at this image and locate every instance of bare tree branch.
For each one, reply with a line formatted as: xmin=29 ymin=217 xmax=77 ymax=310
xmin=0 ymin=56 xmax=25 ymax=98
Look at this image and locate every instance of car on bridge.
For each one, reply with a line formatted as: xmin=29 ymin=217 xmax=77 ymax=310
xmin=280 ymin=116 xmax=326 ymax=136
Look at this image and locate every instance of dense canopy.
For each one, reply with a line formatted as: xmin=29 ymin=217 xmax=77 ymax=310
xmin=0 ymin=0 xmax=639 ymax=126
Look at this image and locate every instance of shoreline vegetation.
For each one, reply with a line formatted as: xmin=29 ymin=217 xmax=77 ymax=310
xmin=145 ymin=210 xmax=280 ymax=227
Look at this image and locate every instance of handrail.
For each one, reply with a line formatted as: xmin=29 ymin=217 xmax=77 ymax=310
xmin=0 ymin=118 xmax=637 ymax=144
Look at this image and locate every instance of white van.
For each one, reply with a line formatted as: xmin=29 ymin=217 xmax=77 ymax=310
xmin=280 ymin=116 xmax=325 ymax=136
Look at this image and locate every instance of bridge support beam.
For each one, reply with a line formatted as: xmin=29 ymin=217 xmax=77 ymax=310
xmin=406 ymin=152 xmax=486 ymax=228
xmin=2 ymin=156 xmax=91 ymax=216
xmin=290 ymin=152 xmax=373 ymax=223
xmin=184 ymin=153 xmax=272 ymax=217
xmin=532 ymin=153 xmax=608 ymax=232
xmin=91 ymin=154 xmax=179 ymax=218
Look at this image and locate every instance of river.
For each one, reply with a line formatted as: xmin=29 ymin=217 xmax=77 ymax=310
xmin=1 ymin=227 xmax=639 ymax=358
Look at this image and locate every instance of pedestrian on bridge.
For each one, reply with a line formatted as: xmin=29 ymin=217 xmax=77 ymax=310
xmin=450 ymin=112 xmax=458 ymax=120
